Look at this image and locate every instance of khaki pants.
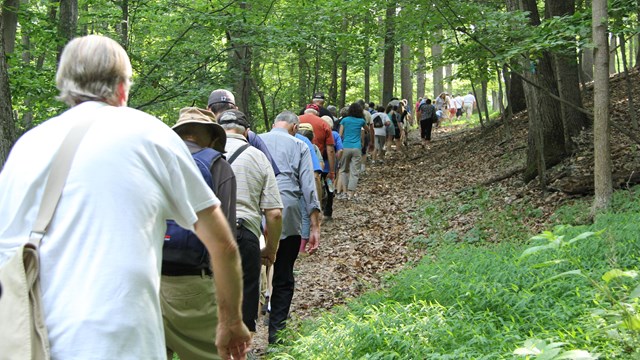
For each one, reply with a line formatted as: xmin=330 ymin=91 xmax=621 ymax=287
xmin=160 ymin=274 xmax=220 ymax=360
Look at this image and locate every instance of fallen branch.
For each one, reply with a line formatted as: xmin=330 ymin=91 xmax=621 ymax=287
xmin=481 ymin=166 xmax=526 ymax=185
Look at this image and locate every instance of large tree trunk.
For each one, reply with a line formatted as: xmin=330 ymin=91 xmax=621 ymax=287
xmin=432 ymin=29 xmax=443 ymax=99
xmin=445 ymin=64 xmax=452 ymax=94
xmin=400 ymin=42 xmax=412 ymax=109
xmin=591 ymin=0 xmax=612 ymax=214
xmin=382 ymin=3 xmax=395 ymax=106
xmin=582 ymin=47 xmax=594 ymax=80
xmin=416 ymin=37 xmax=426 ymax=102
xmin=520 ymin=0 xmax=567 ymax=183
xmin=57 ymin=0 xmax=78 ymax=60
xmin=0 ymin=20 xmax=15 ymax=169
xmin=2 ymin=0 xmax=19 ymax=53
xmin=547 ymin=0 xmax=588 ymax=155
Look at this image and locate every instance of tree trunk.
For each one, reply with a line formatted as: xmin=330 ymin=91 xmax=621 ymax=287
xmin=505 ymin=0 xmax=527 ymax=115
xmin=298 ymin=49 xmax=307 ymax=108
xmin=501 ymin=65 xmax=513 ymax=140
xmin=547 ymin=0 xmax=588 ymax=155
xmin=619 ymin=34 xmax=638 ymax=131
xmin=432 ymin=29 xmax=443 ymax=99
xmin=364 ymin=15 xmax=371 ymax=103
xmin=0 ymin=20 xmax=15 ymax=169
xmin=445 ymin=64 xmax=452 ymax=94
xmin=416 ymin=36 xmax=426 ymax=102
xmin=339 ymin=50 xmax=347 ymax=109
xmin=471 ymin=83 xmax=484 ymax=127
xmin=400 ymin=42 xmax=412 ymax=109
xmin=591 ymin=0 xmax=612 ymax=214
xmin=120 ymin=0 xmax=129 ymax=49
xmin=57 ymin=0 xmax=78 ymax=60
xmin=382 ymin=3 xmax=395 ymax=106
xmin=481 ymin=79 xmax=490 ymax=121
xmin=2 ymin=0 xmax=19 ymax=53
xmin=520 ymin=0 xmax=566 ymax=183
xmin=609 ymin=33 xmax=616 ymax=74
xmin=582 ymin=47 xmax=594 ymax=80
xmin=491 ymin=90 xmax=499 ymax=112
xmin=329 ymin=53 xmax=338 ymax=105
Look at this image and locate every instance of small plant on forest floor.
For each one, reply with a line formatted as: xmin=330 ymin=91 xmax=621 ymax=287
xmin=517 ymin=226 xmax=640 ymax=358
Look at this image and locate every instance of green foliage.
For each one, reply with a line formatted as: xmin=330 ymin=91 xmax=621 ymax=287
xmin=267 ymin=186 xmax=640 ymax=359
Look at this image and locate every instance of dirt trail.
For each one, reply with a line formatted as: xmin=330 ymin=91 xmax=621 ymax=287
xmin=252 ymin=69 xmax=640 ymax=355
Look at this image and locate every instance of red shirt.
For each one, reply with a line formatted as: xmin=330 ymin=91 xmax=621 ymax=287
xmin=299 ymin=113 xmax=335 ymax=156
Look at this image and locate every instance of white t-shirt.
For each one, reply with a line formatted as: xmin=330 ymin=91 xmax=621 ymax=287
xmin=463 ymin=94 xmax=476 ymax=105
xmin=0 ymin=101 xmax=219 ymax=359
xmin=454 ymin=96 xmax=464 ymax=108
xmin=372 ymin=113 xmax=388 ymax=137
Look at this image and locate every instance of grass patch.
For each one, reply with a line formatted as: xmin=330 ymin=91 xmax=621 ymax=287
xmin=268 ymin=186 xmax=640 ymax=359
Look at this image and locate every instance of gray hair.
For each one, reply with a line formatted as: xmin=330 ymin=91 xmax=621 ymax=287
xmin=303 ymin=108 xmax=319 ymax=115
xmin=274 ymin=111 xmax=299 ymax=125
xmin=220 ymin=122 xmax=246 ymax=133
xmin=56 ymin=35 xmax=132 ymax=106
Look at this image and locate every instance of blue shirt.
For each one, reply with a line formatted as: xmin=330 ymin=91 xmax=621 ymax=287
xmin=324 ymin=131 xmax=343 ymax=173
xmin=295 ymin=134 xmax=322 ymax=172
xmin=248 ymin=130 xmax=280 ymax=176
xmin=340 ymin=116 xmax=366 ymax=149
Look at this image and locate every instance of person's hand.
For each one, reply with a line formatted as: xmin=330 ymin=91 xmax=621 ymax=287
xmin=260 ymin=247 xmax=276 ymax=267
xmin=216 ymin=320 xmax=251 ymax=360
xmin=327 ymin=171 xmax=335 ymax=181
xmin=307 ymin=229 xmax=320 ymax=254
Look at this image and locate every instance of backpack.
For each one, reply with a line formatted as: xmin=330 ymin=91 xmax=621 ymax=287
xmin=162 ymin=148 xmax=223 ymax=273
xmin=419 ymin=103 xmax=436 ymax=122
xmin=373 ymin=113 xmax=384 ymax=128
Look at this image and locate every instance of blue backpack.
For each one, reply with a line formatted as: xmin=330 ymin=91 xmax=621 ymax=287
xmin=162 ymin=148 xmax=222 ymax=274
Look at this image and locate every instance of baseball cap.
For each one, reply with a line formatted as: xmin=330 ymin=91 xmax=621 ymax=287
xmin=305 ymin=103 xmax=320 ymax=113
xmin=217 ymin=109 xmax=251 ymax=129
xmin=172 ymin=107 xmax=227 ymax=152
xmin=207 ymin=89 xmax=236 ymax=108
xmin=312 ymin=91 xmax=325 ymax=100
xmin=298 ymin=123 xmax=314 ymax=133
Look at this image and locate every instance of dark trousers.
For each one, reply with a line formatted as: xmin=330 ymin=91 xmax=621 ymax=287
xmin=268 ymin=235 xmax=301 ymax=344
xmin=236 ymin=225 xmax=261 ymax=332
xmin=420 ymin=119 xmax=434 ymax=141
xmin=321 ymin=172 xmax=334 ymax=217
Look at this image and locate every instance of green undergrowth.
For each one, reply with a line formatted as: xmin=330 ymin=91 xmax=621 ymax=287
xmin=268 ymin=186 xmax=640 ymax=359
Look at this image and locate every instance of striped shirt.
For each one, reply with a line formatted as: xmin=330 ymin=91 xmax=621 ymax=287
xmin=225 ymin=133 xmax=283 ymax=238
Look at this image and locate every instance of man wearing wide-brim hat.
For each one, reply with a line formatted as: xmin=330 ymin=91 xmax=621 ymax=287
xmin=161 ymin=107 xmax=239 ymax=360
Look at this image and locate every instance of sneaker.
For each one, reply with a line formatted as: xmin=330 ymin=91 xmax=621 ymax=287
xmin=336 ymin=193 xmax=347 ymax=200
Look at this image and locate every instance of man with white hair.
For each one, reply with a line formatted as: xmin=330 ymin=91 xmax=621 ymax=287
xmin=0 ymin=35 xmax=250 ymax=359
xmin=259 ymin=111 xmax=321 ymax=344
xmin=217 ymin=109 xmax=283 ymax=345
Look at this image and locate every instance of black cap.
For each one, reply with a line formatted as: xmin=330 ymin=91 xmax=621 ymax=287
xmin=312 ymin=91 xmax=325 ymax=100
xmin=207 ymin=89 xmax=236 ymax=108
xmin=217 ymin=109 xmax=250 ymax=129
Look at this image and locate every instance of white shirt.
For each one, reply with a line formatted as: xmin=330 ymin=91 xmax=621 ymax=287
xmin=454 ymin=96 xmax=464 ymax=108
xmin=463 ymin=94 xmax=476 ymax=105
xmin=372 ymin=113 xmax=388 ymax=137
xmin=0 ymin=102 xmax=218 ymax=359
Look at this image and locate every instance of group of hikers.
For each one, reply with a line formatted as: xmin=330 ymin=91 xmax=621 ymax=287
xmin=0 ymin=34 xmax=479 ymax=360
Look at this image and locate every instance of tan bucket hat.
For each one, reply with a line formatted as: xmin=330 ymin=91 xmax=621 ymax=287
xmin=172 ymin=107 xmax=227 ymax=152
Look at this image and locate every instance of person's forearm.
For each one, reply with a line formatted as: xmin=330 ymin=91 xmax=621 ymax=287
xmin=264 ymin=208 xmax=282 ymax=253
xmin=310 ymin=209 xmax=321 ymax=231
xmin=327 ymin=146 xmax=335 ymax=175
xmin=194 ymin=206 xmax=243 ymax=325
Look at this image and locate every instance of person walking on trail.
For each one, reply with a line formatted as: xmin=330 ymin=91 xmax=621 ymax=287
xmin=454 ymin=94 xmax=464 ymax=119
xmin=417 ymin=98 xmax=437 ymax=148
xmin=295 ymin=122 xmax=323 ymax=254
xmin=338 ymin=102 xmax=368 ymax=200
xmin=161 ymin=107 xmax=239 ymax=360
xmin=371 ymin=106 xmax=389 ymax=163
xmin=259 ymin=111 xmax=321 ymax=345
xmin=320 ymin=115 xmax=343 ymax=220
xmin=217 ymin=109 xmax=283 ymax=344
xmin=208 ymin=89 xmax=280 ymax=177
xmin=0 ymin=35 xmax=250 ymax=360
xmin=463 ymin=91 xmax=476 ymax=120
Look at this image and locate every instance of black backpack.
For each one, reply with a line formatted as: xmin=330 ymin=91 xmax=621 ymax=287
xmin=162 ymin=148 xmax=222 ymax=274
xmin=372 ymin=113 xmax=384 ymax=128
